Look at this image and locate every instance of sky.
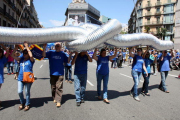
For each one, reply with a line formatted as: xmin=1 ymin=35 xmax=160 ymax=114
xmin=33 ymin=0 xmax=136 ymax=28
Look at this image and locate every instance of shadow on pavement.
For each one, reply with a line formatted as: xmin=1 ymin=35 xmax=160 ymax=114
xmin=85 ymin=84 xmax=159 ymax=101
xmin=0 ymin=94 xmax=75 ymax=110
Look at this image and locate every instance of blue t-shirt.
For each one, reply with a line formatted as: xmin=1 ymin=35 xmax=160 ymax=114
xmin=176 ymin=52 xmax=180 ymax=59
xmin=65 ymin=52 xmax=72 ymax=66
xmin=74 ymin=54 xmax=88 ymax=75
xmin=122 ymin=52 xmax=126 ymax=58
xmin=18 ymin=57 xmax=35 ymax=81
xmin=143 ymin=58 xmax=153 ymax=74
xmin=0 ymin=57 xmax=8 ymax=84
xmin=159 ymin=54 xmax=172 ymax=72
xmin=110 ymin=51 xmax=116 ymax=60
xmin=46 ymin=50 xmax=68 ymax=76
xmin=132 ymin=55 xmax=144 ymax=72
xmin=97 ymin=56 xmax=109 ymax=75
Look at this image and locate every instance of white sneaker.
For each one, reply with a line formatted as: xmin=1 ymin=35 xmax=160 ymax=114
xmin=134 ymin=96 xmax=140 ymax=102
xmin=154 ymin=73 xmax=157 ymax=76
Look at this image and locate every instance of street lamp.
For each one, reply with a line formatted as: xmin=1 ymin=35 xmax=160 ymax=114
xmin=17 ymin=4 xmax=30 ymax=28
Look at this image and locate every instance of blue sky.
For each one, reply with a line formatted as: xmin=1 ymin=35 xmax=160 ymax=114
xmin=33 ymin=0 xmax=136 ymax=28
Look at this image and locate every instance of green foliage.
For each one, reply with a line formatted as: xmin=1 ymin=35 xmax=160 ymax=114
xmin=157 ymin=27 xmax=167 ymax=40
xmin=144 ymin=26 xmax=150 ymax=33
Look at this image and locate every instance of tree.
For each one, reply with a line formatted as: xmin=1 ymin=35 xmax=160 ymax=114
xmin=157 ymin=27 xmax=167 ymax=40
xmin=144 ymin=26 xmax=150 ymax=33
xmin=120 ymin=31 xmax=127 ymax=34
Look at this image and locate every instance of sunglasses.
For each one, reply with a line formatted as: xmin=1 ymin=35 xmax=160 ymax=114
xmin=137 ymin=50 xmax=142 ymax=52
xmin=55 ymin=45 xmax=60 ymax=47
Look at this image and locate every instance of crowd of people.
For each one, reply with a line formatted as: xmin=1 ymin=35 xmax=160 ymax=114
xmin=0 ymin=42 xmax=179 ymax=111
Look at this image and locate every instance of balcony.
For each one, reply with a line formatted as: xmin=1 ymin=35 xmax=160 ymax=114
xmin=164 ymin=0 xmax=176 ymax=5
xmin=145 ymin=3 xmax=152 ymax=8
xmin=155 ymin=11 xmax=161 ymax=15
xmin=163 ymin=21 xmax=174 ymax=24
xmin=145 ymin=21 xmax=163 ymax=25
xmin=0 ymin=7 xmax=4 ymax=15
xmin=137 ymin=14 xmax=143 ymax=18
xmin=137 ymin=5 xmax=143 ymax=10
xmin=145 ymin=12 xmax=152 ymax=16
xmin=155 ymin=1 xmax=162 ymax=6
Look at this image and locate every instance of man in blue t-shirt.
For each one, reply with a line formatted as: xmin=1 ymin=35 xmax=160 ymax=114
xmin=71 ymin=51 xmax=92 ymax=106
xmin=158 ymin=50 xmax=174 ymax=93
xmin=42 ymin=42 xmax=69 ymax=107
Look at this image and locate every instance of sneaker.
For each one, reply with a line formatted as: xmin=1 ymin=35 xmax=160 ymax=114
xmin=54 ymin=100 xmax=57 ymax=103
xmin=11 ymin=73 xmax=14 ymax=75
xmin=154 ymin=73 xmax=157 ymax=76
xmin=134 ymin=96 xmax=140 ymax=102
xmin=81 ymin=99 xmax=85 ymax=103
xmin=130 ymin=91 xmax=133 ymax=97
xmin=7 ymin=73 xmax=11 ymax=75
xmin=76 ymin=102 xmax=81 ymax=106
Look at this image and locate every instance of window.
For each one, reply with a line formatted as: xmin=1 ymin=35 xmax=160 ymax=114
xmin=3 ymin=20 xmax=6 ymax=27
xmin=0 ymin=18 xmax=1 ymax=26
xmin=157 ymin=8 xmax=160 ymax=12
xmin=8 ymin=23 xmax=11 ymax=27
xmin=12 ymin=12 xmax=14 ymax=18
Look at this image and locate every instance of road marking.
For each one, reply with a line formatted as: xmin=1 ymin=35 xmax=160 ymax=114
xmin=40 ymin=65 xmax=43 ymax=68
xmin=168 ymin=74 xmax=177 ymax=77
xmin=119 ymin=73 xmax=132 ymax=79
xmin=87 ymin=80 xmax=94 ymax=86
xmin=119 ymin=73 xmax=143 ymax=82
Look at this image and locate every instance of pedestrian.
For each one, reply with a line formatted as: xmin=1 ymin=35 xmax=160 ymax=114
xmin=129 ymin=47 xmax=148 ymax=102
xmin=117 ymin=49 xmax=123 ymax=68
xmin=93 ymin=48 xmax=117 ymax=104
xmin=64 ymin=49 xmax=73 ymax=84
xmin=122 ymin=49 xmax=126 ymax=63
xmin=150 ymin=50 xmax=157 ymax=75
xmin=158 ymin=50 xmax=174 ymax=93
xmin=141 ymin=46 xmax=155 ymax=96
xmin=14 ymin=50 xmax=20 ymax=80
xmin=71 ymin=51 xmax=92 ymax=106
xmin=0 ymin=44 xmax=9 ymax=108
xmin=11 ymin=42 xmax=35 ymax=111
xmin=110 ymin=49 xmax=117 ymax=68
xmin=128 ymin=50 xmax=133 ymax=66
xmin=42 ymin=42 xmax=69 ymax=107
xmin=6 ymin=47 xmax=14 ymax=75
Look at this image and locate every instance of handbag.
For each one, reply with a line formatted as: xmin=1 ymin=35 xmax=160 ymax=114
xmin=22 ymin=62 xmax=34 ymax=83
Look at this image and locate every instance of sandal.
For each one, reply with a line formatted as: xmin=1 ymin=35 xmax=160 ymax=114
xmin=145 ymin=93 xmax=150 ymax=96
xmin=164 ymin=91 xmax=170 ymax=93
xmin=103 ymin=99 xmax=110 ymax=104
xmin=19 ymin=104 xmax=25 ymax=111
xmin=56 ymin=102 xmax=61 ymax=108
xmin=24 ymin=105 xmax=30 ymax=111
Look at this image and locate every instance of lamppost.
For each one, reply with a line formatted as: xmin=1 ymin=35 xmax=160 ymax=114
xmin=17 ymin=4 xmax=30 ymax=28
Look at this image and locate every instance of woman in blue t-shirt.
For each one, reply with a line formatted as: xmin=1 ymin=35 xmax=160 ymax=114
xmin=158 ymin=50 xmax=174 ymax=93
xmin=141 ymin=46 xmax=154 ymax=96
xmin=11 ymin=42 xmax=35 ymax=111
xmin=129 ymin=47 xmax=148 ymax=102
xmin=0 ymin=44 xmax=9 ymax=108
xmin=93 ymin=48 xmax=117 ymax=104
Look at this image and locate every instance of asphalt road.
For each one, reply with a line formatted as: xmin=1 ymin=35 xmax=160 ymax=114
xmin=0 ymin=60 xmax=180 ymax=120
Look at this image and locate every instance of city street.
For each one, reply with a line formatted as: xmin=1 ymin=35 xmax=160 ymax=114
xmin=0 ymin=60 xmax=180 ymax=120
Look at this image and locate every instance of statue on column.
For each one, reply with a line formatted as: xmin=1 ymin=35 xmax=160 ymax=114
xmin=72 ymin=0 xmax=86 ymax=3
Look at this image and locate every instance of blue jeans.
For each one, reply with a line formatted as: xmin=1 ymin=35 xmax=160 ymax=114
xmin=65 ymin=66 xmax=72 ymax=81
xmin=142 ymin=74 xmax=151 ymax=93
xmin=74 ymin=74 xmax=87 ymax=102
xmin=131 ymin=70 xmax=142 ymax=97
xmin=159 ymin=71 xmax=169 ymax=91
xmin=7 ymin=62 xmax=14 ymax=74
xmin=18 ymin=81 xmax=32 ymax=106
xmin=96 ymin=73 xmax=109 ymax=99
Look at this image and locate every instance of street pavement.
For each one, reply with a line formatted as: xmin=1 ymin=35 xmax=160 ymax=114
xmin=0 ymin=60 xmax=180 ymax=120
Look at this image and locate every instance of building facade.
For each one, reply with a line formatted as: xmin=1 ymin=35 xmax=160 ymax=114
xmin=128 ymin=0 xmax=177 ymax=41
xmin=174 ymin=0 xmax=180 ymax=49
xmin=64 ymin=0 xmax=101 ymax=26
xmin=0 ymin=0 xmax=41 ymax=28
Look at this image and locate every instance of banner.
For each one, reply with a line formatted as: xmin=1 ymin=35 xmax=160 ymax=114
xmin=29 ymin=44 xmax=44 ymax=61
